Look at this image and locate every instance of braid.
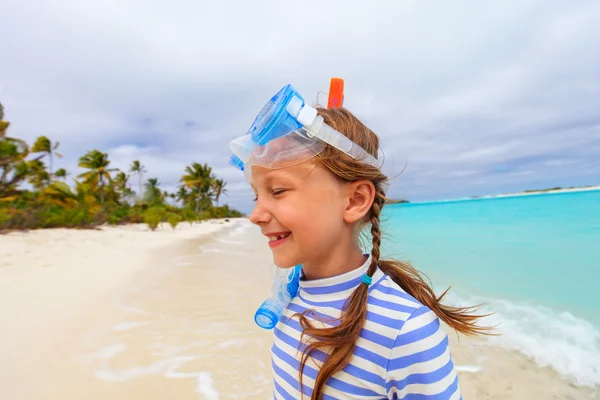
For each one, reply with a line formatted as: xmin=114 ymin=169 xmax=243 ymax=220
xmin=366 ymin=187 xmax=385 ymax=279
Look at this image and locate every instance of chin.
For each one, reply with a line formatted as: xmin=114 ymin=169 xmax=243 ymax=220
xmin=272 ymin=252 xmax=302 ymax=269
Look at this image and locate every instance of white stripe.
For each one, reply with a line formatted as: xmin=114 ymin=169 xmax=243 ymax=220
xmin=450 ymin=383 xmax=462 ymax=400
xmin=300 ymin=285 xmax=360 ymax=303
xmin=391 ymin=325 xmax=447 ymax=359
xmin=283 ymin=303 xmax=399 ymax=361
xmin=404 ymin=368 xmax=458 ymax=396
xmin=369 ymin=282 xmax=422 ymax=308
xmin=388 ymin=345 xmax=452 ymax=381
xmin=369 ymin=302 xmax=414 ymax=324
xmin=291 ymin=297 xmax=343 ymax=321
xmin=276 ymin=322 xmax=388 ymax=389
xmin=272 ymin=350 xmax=305 ymax=395
xmin=400 ymin=308 xmax=438 ymax=332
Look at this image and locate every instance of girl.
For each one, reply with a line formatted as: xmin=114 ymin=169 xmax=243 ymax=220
xmin=228 ymin=84 xmax=488 ymax=399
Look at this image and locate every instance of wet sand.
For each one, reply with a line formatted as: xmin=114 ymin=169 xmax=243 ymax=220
xmin=0 ymin=219 xmax=597 ymax=399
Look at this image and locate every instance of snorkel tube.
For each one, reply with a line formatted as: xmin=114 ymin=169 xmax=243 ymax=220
xmin=254 ymin=265 xmax=302 ymax=329
xmin=327 ymin=77 xmax=345 ymax=109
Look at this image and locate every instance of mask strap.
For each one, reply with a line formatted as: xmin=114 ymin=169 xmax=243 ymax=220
xmin=306 ymin=115 xmax=380 ymax=168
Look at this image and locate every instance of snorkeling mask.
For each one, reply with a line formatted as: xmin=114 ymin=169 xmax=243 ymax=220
xmin=228 ymin=83 xmax=381 ymax=181
xmin=231 ymin=80 xmax=379 ymax=329
xmin=254 ymin=264 xmax=302 ymax=330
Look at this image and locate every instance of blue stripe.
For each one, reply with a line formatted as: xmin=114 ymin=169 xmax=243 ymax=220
xmin=273 ymin=342 xmax=381 ymax=397
xmin=279 ymin=315 xmax=391 ymax=368
xmin=273 ymin=342 xmax=318 ymax=379
xmin=366 ymin=273 xmax=388 ymax=295
xmin=342 ymin=363 xmax=387 ymax=388
xmin=394 ymin=316 xmax=440 ymax=347
xmin=302 ymin=275 xmax=363 ymax=295
xmin=297 ymin=294 xmax=348 ymax=310
xmin=327 ymin=376 xmax=381 ymax=397
xmin=274 ymin=324 xmax=328 ymax=363
xmin=366 ymin=310 xmax=405 ymax=330
xmin=369 ymin=295 xmax=419 ymax=314
xmin=289 ymin=300 xmax=343 ymax=323
xmin=387 ymin=357 xmax=455 ymax=392
xmin=361 ymin=327 xmax=396 ymax=348
xmin=394 ymin=373 xmax=460 ymax=400
xmin=272 ymin=358 xmax=312 ymax=397
xmin=273 ymin=380 xmax=294 ymax=400
xmin=288 ymin=301 xmax=410 ymax=349
xmin=272 ymin=361 xmax=296 ymax=400
xmin=353 ymin=345 xmax=389 ymax=368
xmin=273 ymin=338 xmax=387 ymax=389
xmin=373 ymin=284 xmax=420 ymax=304
xmin=388 ymin=334 xmax=449 ymax=371
xmin=410 ymin=305 xmax=432 ymax=319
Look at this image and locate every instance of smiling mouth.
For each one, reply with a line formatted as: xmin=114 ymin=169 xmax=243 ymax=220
xmin=267 ymin=232 xmax=291 ymax=248
xmin=268 ymin=232 xmax=291 ymax=242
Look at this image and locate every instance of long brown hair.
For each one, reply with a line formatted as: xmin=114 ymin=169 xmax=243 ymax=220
xmin=295 ymin=107 xmax=492 ymax=399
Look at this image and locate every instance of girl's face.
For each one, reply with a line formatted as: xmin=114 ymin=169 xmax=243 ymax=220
xmin=248 ymin=162 xmax=349 ymax=269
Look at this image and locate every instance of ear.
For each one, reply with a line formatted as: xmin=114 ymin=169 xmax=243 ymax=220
xmin=343 ymin=180 xmax=376 ymax=223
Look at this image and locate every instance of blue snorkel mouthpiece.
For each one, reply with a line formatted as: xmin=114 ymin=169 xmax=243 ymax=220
xmin=254 ymin=265 xmax=302 ymax=330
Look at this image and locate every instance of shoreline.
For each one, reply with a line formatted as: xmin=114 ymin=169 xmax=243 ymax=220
xmin=407 ymin=185 xmax=600 ymax=206
xmin=472 ymin=184 xmax=600 ymax=200
xmin=0 ymin=218 xmax=597 ymax=399
xmin=0 ymin=219 xmax=245 ymax=400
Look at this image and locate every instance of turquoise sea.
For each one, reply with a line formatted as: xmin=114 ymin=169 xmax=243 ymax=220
xmin=380 ymin=189 xmax=600 ymax=388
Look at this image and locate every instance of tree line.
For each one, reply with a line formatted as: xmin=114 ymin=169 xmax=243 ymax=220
xmin=0 ymin=103 xmax=243 ymax=231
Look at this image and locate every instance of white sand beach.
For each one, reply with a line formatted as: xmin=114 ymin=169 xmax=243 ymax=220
xmin=0 ymin=219 xmax=597 ymax=399
xmin=476 ymin=185 xmax=600 ymax=200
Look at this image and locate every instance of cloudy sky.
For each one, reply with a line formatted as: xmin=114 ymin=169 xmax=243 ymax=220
xmin=2 ymin=0 xmax=599 ymax=213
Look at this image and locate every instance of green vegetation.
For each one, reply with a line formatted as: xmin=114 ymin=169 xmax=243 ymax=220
xmin=522 ymin=187 xmax=563 ymax=193
xmin=0 ymin=103 xmax=244 ymax=231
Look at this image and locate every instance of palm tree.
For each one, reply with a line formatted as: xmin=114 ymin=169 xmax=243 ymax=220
xmin=27 ymin=160 xmax=51 ymax=189
xmin=212 ymin=179 xmax=227 ymax=206
xmin=31 ymin=136 xmax=62 ymax=175
xmin=54 ymin=168 xmax=68 ymax=181
xmin=43 ymin=179 xmax=99 ymax=215
xmin=0 ymin=104 xmax=33 ymax=199
xmin=129 ymin=160 xmax=147 ymax=199
xmin=143 ymin=177 xmax=162 ymax=205
xmin=175 ymin=186 xmax=189 ymax=207
xmin=77 ymin=150 xmax=117 ymax=204
xmin=112 ymin=171 xmax=134 ymax=204
xmin=180 ymin=162 xmax=215 ymax=212
xmin=114 ymin=171 xmax=129 ymax=190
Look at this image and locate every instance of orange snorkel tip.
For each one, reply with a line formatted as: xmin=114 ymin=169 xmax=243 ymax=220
xmin=327 ymin=78 xmax=345 ymax=109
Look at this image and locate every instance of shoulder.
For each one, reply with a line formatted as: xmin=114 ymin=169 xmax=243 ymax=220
xmin=370 ymin=274 xmax=460 ymax=398
xmin=366 ymin=271 xmax=431 ymax=333
xmin=366 ymin=271 xmax=451 ymax=359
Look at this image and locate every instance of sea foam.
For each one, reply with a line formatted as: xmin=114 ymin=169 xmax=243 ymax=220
xmin=448 ymin=292 xmax=600 ymax=388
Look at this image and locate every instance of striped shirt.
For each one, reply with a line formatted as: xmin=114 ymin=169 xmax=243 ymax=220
xmin=271 ymin=255 xmax=462 ymax=399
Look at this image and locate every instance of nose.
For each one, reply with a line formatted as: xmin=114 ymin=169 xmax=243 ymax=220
xmin=249 ymin=197 xmax=272 ymax=226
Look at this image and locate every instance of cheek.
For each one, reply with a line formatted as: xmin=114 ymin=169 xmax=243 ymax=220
xmin=283 ymin=187 xmax=345 ymax=238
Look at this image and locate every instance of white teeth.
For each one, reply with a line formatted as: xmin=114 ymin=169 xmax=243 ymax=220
xmin=268 ymin=233 xmax=290 ymax=241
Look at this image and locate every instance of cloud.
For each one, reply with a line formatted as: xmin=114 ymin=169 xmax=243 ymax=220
xmin=1 ymin=0 xmax=599 ymax=213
